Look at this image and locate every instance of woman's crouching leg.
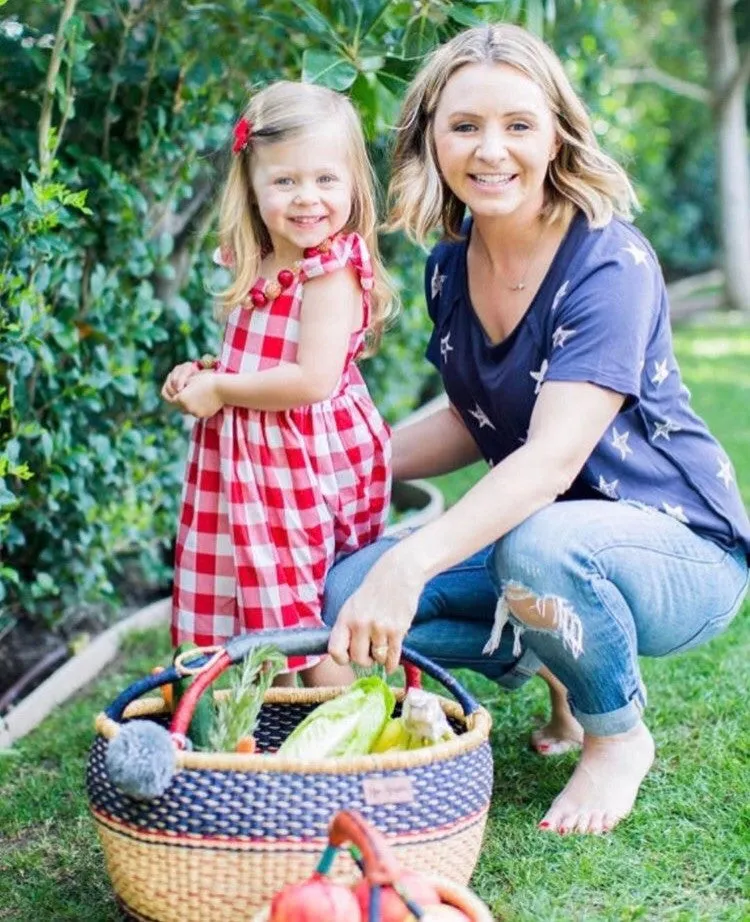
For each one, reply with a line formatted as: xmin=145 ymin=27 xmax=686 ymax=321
xmin=488 ymin=499 xmax=747 ymax=834
xmin=487 ymin=501 xmax=652 ymax=834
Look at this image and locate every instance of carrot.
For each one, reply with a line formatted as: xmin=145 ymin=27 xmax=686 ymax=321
xmin=151 ymin=666 xmax=174 ymax=712
xmin=235 ymin=736 xmax=256 ymax=754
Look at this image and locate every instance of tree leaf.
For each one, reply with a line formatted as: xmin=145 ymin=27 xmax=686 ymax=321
xmin=447 ymin=3 xmax=486 ymax=28
xmin=401 ymin=16 xmax=439 ymax=60
xmin=376 ymin=71 xmax=408 ymax=97
xmin=356 ymin=0 xmax=394 ymax=40
xmin=525 ymin=0 xmax=545 ymax=36
xmin=302 ymin=49 xmax=358 ymax=91
xmin=350 ymin=74 xmax=378 ymax=138
xmin=288 ymin=0 xmax=341 ymax=41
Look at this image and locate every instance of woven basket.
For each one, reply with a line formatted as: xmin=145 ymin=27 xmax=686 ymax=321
xmin=252 ymin=810 xmax=494 ymax=922
xmin=86 ymin=628 xmax=493 ymax=922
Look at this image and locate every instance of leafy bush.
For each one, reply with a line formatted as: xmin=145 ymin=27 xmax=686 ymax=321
xmin=0 ymin=161 xmax=189 ymax=624
xmin=0 ymin=0 xmax=500 ymax=629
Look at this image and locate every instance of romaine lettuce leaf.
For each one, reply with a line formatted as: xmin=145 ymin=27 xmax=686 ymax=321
xmin=277 ymin=676 xmax=395 ymax=759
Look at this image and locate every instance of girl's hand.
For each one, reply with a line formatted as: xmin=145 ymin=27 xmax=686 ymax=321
xmin=162 ymin=361 xmax=199 ymax=401
xmin=328 ymin=545 xmax=427 ymax=674
xmin=173 ymin=373 xmax=224 ymax=419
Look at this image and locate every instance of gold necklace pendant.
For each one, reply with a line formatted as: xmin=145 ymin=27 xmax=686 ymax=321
xmin=505 ymin=222 xmax=547 ymax=292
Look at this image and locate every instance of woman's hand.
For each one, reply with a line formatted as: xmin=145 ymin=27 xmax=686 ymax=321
xmin=162 ymin=361 xmax=199 ymax=401
xmin=172 ymin=373 xmax=224 ymax=419
xmin=328 ymin=545 xmax=427 ymax=674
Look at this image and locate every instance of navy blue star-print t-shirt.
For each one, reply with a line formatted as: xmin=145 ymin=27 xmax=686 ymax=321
xmin=425 ymin=211 xmax=750 ymax=557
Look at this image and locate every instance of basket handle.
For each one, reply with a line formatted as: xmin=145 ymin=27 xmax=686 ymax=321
xmin=105 ymin=626 xmax=481 ymax=723
xmin=325 ymin=810 xmax=400 ymax=885
xmin=225 ymin=628 xmax=479 ymax=715
xmin=321 ymin=811 xmax=429 ymax=922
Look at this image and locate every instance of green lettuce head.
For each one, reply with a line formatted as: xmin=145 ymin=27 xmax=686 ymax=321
xmin=277 ymin=676 xmax=396 ymax=759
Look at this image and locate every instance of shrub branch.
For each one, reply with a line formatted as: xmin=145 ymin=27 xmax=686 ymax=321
xmin=38 ymin=0 xmax=79 ymax=176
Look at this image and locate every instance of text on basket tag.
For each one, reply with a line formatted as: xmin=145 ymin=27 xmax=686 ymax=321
xmin=362 ymin=776 xmax=415 ymax=805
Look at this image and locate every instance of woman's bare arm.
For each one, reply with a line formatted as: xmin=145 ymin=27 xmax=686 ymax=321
xmin=392 ymin=402 xmax=482 ymax=480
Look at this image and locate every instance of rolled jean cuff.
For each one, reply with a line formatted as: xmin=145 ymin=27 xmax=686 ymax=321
xmin=494 ymin=648 xmax=543 ymax=690
xmin=572 ymin=696 xmax=644 ymax=736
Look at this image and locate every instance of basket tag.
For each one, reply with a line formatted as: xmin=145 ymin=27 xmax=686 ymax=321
xmin=362 ymin=776 xmax=415 ymax=806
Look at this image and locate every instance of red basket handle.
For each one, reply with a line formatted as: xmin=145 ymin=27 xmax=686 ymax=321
xmin=327 ymin=810 xmax=402 ymax=887
xmin=403 ymin=662 xmax=422 ymax=690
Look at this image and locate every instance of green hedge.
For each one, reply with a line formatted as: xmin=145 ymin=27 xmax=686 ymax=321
xmin=0 ymin=1 xmax=505 ymax=627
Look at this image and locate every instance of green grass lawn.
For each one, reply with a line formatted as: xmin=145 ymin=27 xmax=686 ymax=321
xmin=1 ymin=321 xmax=749 ymax=921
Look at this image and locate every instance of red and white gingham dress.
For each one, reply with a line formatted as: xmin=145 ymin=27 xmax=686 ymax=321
xmin=172 ymin=233 xmax=391 ymax=670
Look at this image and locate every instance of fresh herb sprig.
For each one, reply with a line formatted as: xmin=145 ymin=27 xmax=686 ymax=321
xmin=209 ymin=645 xmax=285 ymax=752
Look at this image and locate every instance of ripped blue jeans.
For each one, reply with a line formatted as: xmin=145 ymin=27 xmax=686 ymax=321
xmin=321 ymin=500 xmax=749 ymax=736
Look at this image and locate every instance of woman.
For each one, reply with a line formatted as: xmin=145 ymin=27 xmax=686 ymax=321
xmin=323 ymin=23 xmax=750 ymax=835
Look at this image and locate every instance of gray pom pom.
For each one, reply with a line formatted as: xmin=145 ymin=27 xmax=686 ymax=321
xmin=105 ymin=720 xmax=177 ymax=800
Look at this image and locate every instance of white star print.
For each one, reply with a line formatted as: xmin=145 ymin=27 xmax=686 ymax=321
xmin=552 ymin=325 xmax=576 ymax=348
xmin=650 ymin=359 xmax=669 ymax=386
xmin=431 ymin=263 xmax=446 ymax=299
xmin=653 ymin=418 xmax=682 ymax=441
xmin=623 ymin=241 xmax=648 ymax=266
xmin=551 ymin=280 xmax=569 ymax=312
xmin=468 ymin=403 xmax=496 ymax=430
xmin=610 ymin=426 xmax=633 ymax=461
xmin=530 ymin=359 xmax=548 ymax=394
xmin=439 ymin=333 xmax=453 ymax=363
xmin=597 ymin=476 xmax=619 ymax=499
xmin=662 ymin=502 xmax=690 ymax=524
xmin=717 ymin=457 xmax=734 ymax=489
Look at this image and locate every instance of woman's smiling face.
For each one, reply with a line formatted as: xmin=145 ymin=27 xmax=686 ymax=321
xmin=433 ymin=62 xmax=560 ymax=223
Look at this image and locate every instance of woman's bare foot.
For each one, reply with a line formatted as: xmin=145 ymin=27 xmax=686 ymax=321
xmin=531 ymin=666 xmax=583 ymax=756
xmin=538 ymin=721 xmax=655 ymax=835
xmin=531 ymin=716 xmax=584 ymax=756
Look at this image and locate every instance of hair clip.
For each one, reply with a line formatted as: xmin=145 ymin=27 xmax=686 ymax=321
xmin=232 ymin=117 xmax=252 ymax=154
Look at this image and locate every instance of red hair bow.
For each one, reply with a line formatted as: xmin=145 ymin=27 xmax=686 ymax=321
xmin=232 ymin=117 xmax=252 ymax=154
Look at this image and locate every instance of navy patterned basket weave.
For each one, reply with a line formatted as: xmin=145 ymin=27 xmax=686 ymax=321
xmin=86 ymin=628 xmax=493 ymax=922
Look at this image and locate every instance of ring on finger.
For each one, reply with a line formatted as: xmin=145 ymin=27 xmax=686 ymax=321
xmin=371 ymin=643 xmax=389 ymax=657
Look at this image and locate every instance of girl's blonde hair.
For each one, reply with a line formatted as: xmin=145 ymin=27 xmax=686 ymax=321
xmin=217 ymin=81 xmax=396 ymax=354
xmin=388 ymin=23 xmax=639 ymax=244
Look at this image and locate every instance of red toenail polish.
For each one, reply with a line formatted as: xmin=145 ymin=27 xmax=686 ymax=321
xmin=559 ymin=827 xmax=567 ymax=835
xmin=538 ymin=821 xmax=550 ymax=829
xmin=538 ymin=743 xmax=549 ymax=751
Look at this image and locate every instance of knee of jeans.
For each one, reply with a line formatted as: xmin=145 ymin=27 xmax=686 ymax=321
xmin=484 ymin=575 xmax=585 ymax=661
xmin=489 ymin=518 xmax=559 ymax=587
xmin=320 ymin=568 xmax=350 ymax=627
xmin=320 ymin=538 xmax=400 ymax=627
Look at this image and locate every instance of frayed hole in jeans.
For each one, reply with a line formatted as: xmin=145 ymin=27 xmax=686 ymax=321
xmin=483 ymin=581 xmax=584 ymax=659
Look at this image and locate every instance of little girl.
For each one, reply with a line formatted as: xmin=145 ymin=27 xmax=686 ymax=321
xmin=162 ymin=81 xmax=396 ymax=684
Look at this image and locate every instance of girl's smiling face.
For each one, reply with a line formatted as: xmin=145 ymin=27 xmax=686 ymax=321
xmin=433 ymin=62 xmax=560 ymax=224
xmin=251 ymin=124 xmax=353 ymax=261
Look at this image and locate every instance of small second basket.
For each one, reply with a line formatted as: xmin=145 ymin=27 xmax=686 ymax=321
xmin=86 ymin=627 xmax=493 ymax=922
xmin=252 ymin=808 xmax=495 ymax=921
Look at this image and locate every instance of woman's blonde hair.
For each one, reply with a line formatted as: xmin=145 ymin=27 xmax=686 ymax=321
xmin=217 ymin=81 xmax=396 ymax=354
xmin=388 ymin=23 xmax=639 ymax=244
